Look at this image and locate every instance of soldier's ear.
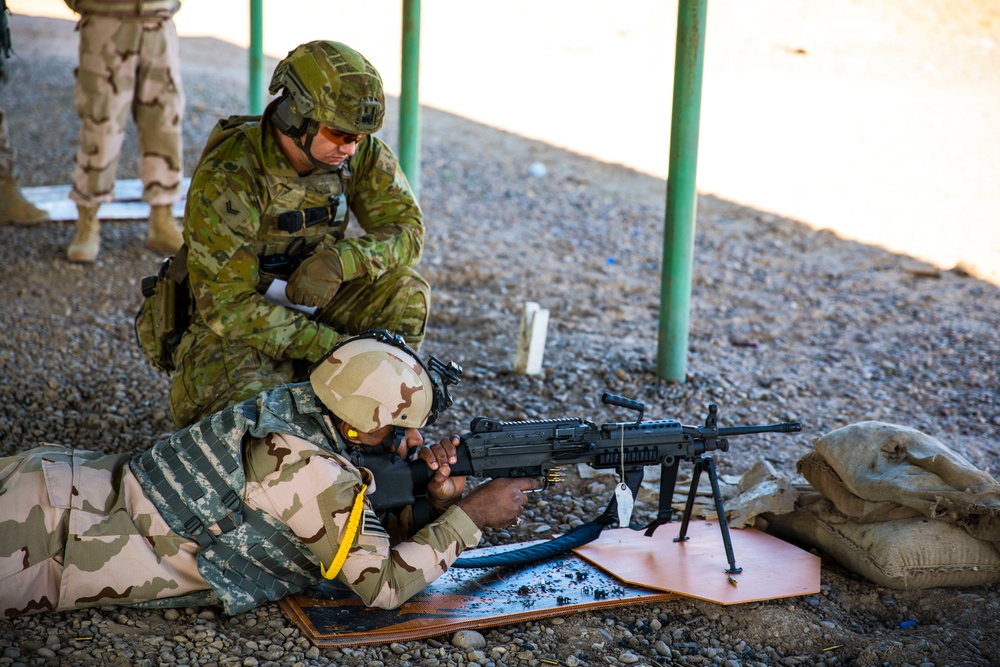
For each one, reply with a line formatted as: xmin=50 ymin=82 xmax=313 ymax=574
xmin=338 ymin=421 xmax=362 ymax=442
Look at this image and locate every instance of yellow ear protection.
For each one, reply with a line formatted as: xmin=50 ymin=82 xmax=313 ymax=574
xmin=347 ymin=429 xmax=359 ymax=439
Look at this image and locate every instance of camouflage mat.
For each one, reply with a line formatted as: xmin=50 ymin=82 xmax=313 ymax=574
xmin=278 ymin=543 xmax=679 ymax=647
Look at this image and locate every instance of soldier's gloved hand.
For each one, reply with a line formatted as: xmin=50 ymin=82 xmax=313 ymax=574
xmin=286 ymin=248 xmax=344 ymax=309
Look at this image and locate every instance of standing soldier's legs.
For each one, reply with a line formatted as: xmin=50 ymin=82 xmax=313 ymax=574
xmin=316 ymin=267 xmax=431 ymax=351
xmin=135 ymin=17 xmax=185 ymax=254
xmin=68 ymin=16 xmax=139 ymax=261
xmin=0 ymin=109 xmax=50 ymax=225
xmin=70 ymin=15 xmax=139 ymax=207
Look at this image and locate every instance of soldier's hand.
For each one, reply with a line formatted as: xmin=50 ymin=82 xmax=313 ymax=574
xmin=286 ymin=248 xmax=344 ymax=309
xmin=456 ymin=477 xmax=539 ymax=530
xmin=417 ymin=435 xmax=467 ymax=507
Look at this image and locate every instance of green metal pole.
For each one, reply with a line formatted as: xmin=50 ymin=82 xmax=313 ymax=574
xmin=657 ymin=0 xmax=708 ymax=382
xmin=399 ymin=0 xmax=422 ymax=198
xmin=248 ymin=0 xmax=265 ymax=114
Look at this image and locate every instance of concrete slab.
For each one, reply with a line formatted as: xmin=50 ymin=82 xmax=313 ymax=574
xmin=22 ymin=179 xmax=190 ymax=222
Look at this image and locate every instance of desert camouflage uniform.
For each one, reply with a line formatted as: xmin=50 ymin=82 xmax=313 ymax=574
xmin=66 ymin=0 xmax=184 ymax=206
xmin=170 ymin=108 xmax=428 ymax=428
xmin=0 ymin=109 xmax=14 ymax=178
xmin=0 ymin=383 xmax=480 ymax=618
xmin=1 ymin=4 xmax=15 ymax=179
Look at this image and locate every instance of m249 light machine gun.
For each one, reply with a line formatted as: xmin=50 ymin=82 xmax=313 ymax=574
xmin=359 ymin=393 xmax=801 ymax=574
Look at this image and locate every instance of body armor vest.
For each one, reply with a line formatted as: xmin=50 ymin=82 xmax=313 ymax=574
xmin=130 ymin=383 xmax=341 ymax=615
xmin=200 ymin=114 xmax=352 ymax=292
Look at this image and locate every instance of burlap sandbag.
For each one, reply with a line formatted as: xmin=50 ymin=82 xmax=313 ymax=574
xmin=797 ymin=450 xmax=922 ymax=523
xmin=723 ymin=460 xmax=800 ymax=529
xmin=810 ymin=422 xmax=1000 ymax=541
xmin=763 ymin=495 xmax=1000 ymax=589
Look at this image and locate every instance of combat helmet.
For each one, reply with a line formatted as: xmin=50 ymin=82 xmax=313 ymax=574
xmin=310 ymin=330 xmax=462 ymax=434
xmin=269 ymin=40 xmax=384 ymax=137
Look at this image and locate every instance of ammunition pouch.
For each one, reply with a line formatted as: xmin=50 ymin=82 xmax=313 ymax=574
xmin=134 ymin=245 xmax=192 ymax=373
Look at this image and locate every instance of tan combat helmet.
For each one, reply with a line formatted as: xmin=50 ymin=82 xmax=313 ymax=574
xmin=269 ymin=40 xmax=384 ymax=136
xmin=310 ymin=331 xmax=461 ymax=433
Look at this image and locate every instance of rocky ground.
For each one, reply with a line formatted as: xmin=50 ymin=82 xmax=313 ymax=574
xmin=2 ymin=11 xmax=1000 ymax=667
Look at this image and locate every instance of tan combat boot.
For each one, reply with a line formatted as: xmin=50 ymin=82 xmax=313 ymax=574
xmin=147 ymin=204 xmax=184 ymax=254
xmin=67 ymin=205 xmax=101 ymax=263
xmin=0 ymin=174 xmax=50 ymax=225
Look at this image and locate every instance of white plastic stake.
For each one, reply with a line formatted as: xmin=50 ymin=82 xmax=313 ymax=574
xmin=513 ymin=302 xmax=549 ymax=375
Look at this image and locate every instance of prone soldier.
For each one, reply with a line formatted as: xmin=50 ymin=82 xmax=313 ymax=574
xmin=0 ymin=331 xmax=537 ymax=618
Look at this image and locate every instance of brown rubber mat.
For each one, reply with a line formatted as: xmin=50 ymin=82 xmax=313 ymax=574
xmin=574 ymin=521 xmax=821 ymax=604
xmin=279 ymin=543 xmax=679 ymax=647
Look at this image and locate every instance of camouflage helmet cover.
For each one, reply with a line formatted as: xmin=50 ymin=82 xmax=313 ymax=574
xmin=310 ymin=336 xmax=433 ymax=432
xmin=268 ymin=40 xmax=385 ymax=134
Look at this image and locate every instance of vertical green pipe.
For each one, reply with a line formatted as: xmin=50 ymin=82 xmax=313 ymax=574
xmin=248 ymin=0 xmax=265 ymax=114
xmin=657 ymin=0 xmax=708 ymax=382
xmin=399 ymin=0 xmax=422 ymax=198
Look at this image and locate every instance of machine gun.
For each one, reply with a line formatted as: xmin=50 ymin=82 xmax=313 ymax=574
xmin=357 ymin=393 xmax=801 ymax=574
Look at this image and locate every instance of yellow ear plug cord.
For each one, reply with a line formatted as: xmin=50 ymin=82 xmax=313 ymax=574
xmin=320 ymin=483 xmax=368 ymax=580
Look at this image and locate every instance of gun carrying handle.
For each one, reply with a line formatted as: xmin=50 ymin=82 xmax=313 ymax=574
xmin=601 ymin=392 xmax=645 ymax=423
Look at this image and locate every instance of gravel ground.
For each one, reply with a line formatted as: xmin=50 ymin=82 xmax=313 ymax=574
xmin=2 ymin=12 xmax=1000 ymax=667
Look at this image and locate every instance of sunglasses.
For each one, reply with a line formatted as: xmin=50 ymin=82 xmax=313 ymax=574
xmin=317 ymin=125 xmax=366 ymax=146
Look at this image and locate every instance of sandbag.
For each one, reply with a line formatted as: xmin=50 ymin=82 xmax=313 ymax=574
xmin=763 ymin=495 xmax=1000 ymax=589
xmin=810 ymin=422 xmax=1000 ymax=541
xmin=722 ymin=460 xmax=800 ymax=529
xmin=797 ymin=450 xmax=922 ymax=523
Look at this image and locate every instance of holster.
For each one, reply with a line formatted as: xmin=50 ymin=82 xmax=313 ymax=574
xmin=135 ymin=245 xmax=192 ymax=373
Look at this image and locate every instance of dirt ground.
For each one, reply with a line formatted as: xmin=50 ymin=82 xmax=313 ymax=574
xmin=1 ymin=4 xmax=999 ymax=667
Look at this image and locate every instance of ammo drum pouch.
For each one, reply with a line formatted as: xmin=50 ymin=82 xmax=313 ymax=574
xmin=135 ymin=245 xmax=192 ymax=373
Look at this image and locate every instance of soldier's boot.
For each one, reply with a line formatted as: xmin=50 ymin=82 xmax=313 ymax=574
xmin=147 ymin=204 xmax=184 ymax=254
xmin=67 ymin=205 xmax=101 ymax=263
xmin=0 ymin=175 xmax=50 ymax=225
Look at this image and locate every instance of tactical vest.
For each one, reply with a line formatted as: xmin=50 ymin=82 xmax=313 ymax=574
xmin=65 ymin=0 xmax=181 ymax=18
xmin=130 ymin=383 xmax=342 ymax=615
xmin=198 ymin=113 xmax=353 ymax=292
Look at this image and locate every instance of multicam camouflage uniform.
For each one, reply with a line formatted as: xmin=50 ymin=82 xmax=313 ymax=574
xmin=65 ymin=0 xmax=184 ymax=206
xmin=0 ymin=383 xmax=480 ymax=618
xmin=170 ymin=108 xmax=428 ymax=428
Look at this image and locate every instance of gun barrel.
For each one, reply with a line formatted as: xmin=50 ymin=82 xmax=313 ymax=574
xmin=718 ymin=421 xmax=801 ymax=436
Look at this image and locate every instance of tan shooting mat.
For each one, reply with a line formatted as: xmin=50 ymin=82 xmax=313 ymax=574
xmin=574 ymin=521 xmax=822 ymax=605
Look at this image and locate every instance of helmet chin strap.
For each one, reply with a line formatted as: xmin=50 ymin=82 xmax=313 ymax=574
xmin=292 ymin=124 xmax=344 ymax=172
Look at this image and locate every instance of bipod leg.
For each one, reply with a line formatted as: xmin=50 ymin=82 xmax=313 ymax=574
xmin=704 ymin=456 xmax=742 ymax=574
xmin=673 ymin=459 xmax=704 ymax=544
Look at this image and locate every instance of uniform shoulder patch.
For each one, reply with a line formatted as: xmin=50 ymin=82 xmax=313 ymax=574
xmin=374 ymin=147 xmax=396 ymax=177
xmin=211 ymin=195 xmax=251 ymax=227
xmin=361 ymin=508 xmax=390 ymax=539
